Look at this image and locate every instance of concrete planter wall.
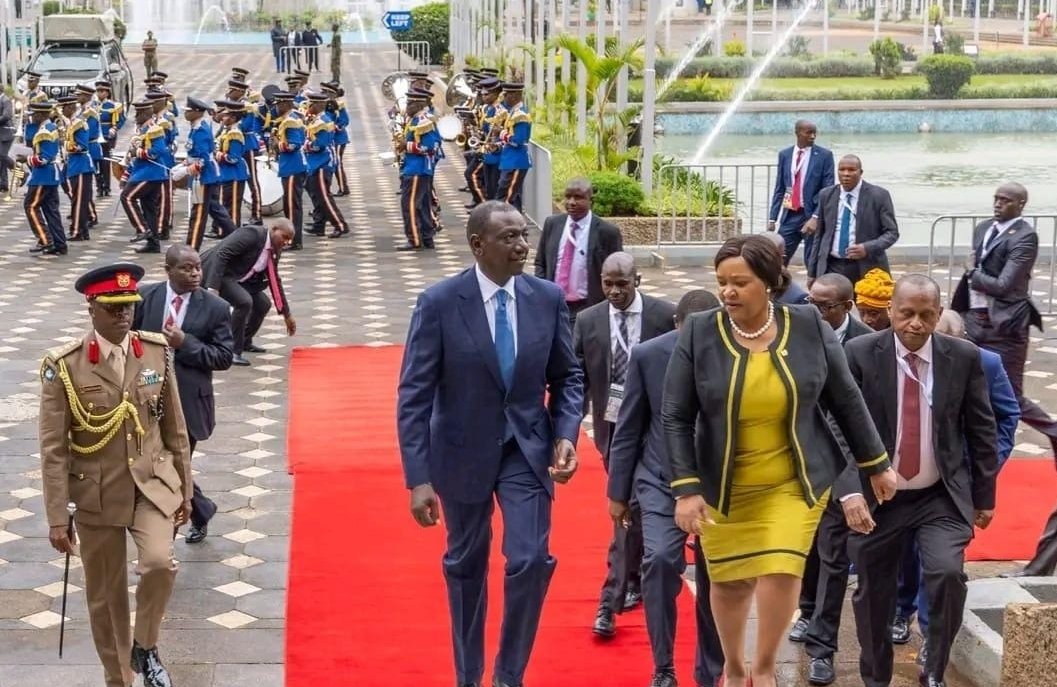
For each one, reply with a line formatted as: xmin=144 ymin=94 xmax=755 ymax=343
xmin=611 ymin=216 xmax=743 ymax=247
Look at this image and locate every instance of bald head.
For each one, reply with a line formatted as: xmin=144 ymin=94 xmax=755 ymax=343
xmin=893 ymin=274 xmax=942 ymax=307
xmin=814 ymin=273 xmax=854 ymax=302
xmin=997 ymin=182 xmax=1028 ymax=204
xmin=936 ymin=310 xmax=966 ymax=339
xmin=761 ymin=230 xmax=786 ymax=259
xmin=601 ymin=252 xmax=639 ymax=310
xmin=165 ymin=243 xmax=197 ymax=267
xmin=994 ymin=182 xmax=1028 ymax=222
xmin=795 ymin=119 xmax=817 ymax=148
xmin=602 ymin=251 xmax=636 ymax=276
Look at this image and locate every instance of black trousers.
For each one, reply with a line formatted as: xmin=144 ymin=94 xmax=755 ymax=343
xmin=281 ymin=173 xmax=305 ymax=245
xmin=24 ymin=184 xmax=66 ymax=249
xmin=401 ymin=174 xmax=435 ymax=247
xmin=848 ymin=484 xmax=972 ymax=687
xmin=1024 ymin=504 xmax=1057 ymax=575
xmin=161 ymin=177 xmax=174 ymax=232
xmin=96 ymin=141 xmax=113 ymax=194
xmin=332 ymin=144 xmax=348 ymax=194
xmin=220 ymin=277 xmax=271 ymax=355
xmin=243 ymin=151 xmax=262 ymax=222
xmin=187 ymin=438 xmax=217 ymax=529
xmin=599 ymin=425 xmax=643 ymax=614
xmin=823 ymin=256 xmax=864 ymax=283
xmin=497 ymin=168 xmax=527 ymax=211
xmin=121 ymin=180 xmax=162 ymax=248
xmin=306 ymin=167 xmax=347 ymax=233
xmin=0 ymin=137 xmax=12 ymax=191
xmin=465 ymin=152 xmax=486 ymax=204
xmin=481 ymin=162 xmax=500 ymax=201
xmin=798 ymin=533 xmax=821 ymax=619
xmin=805 ymin=501 xmax=853 ymax=659
xmin=187 ymin=183 xmax=237 ymax=251
xmin=69 ymin=172 xmax=94 ymax=239
xmin=307 ymin=46 xmax=319 ymax=70
xmin=219 ymin=180 xmax=245 ymax=229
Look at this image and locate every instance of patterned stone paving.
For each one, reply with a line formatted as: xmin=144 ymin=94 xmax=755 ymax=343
xmin=0 ymin=42 xmax=1051 ymax=687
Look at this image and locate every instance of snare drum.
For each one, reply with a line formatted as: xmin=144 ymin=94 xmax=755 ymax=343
xmin=171 ymin=151 xmax=190 ymax=189
xmin=256 ymin=165 xmax=284 ymax=217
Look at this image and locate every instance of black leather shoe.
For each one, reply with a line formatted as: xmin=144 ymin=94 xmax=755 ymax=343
xmin=808 ymin=656 xmax=836 ymax=685
xmin=397 ymin=243 xmax=423 ymax=252
xmin=623 ymin=587 xmax=643 ymax=611
xmin=788 ymin=616 xmax=809 ymax=642
xmin=891 ymin=615 xmax=911 ymax=644
xmin=130 ymin=233 xmax=146 ymax=243
xmin=42 ymin=245 xmax=68 ymax=255
xmin=244 ymin=343 xmax=267 ymax=353
xmin=305 ymin=229 xmax=325 ymax=236
xmin=328 ymin=228 xmax=346 ymax=238
xmin=29 ymin=242 xmax=46 ymax=253
xmin=135 ymin=243 xmax=161 ymax=254
xmin=185 ymin=523 xmax=208 ymax=544
xmin=491 ymin=679 xmax=520 ymax=687
xmin=130 ymin=641 xmax=173 ymax=687
xmin=592 ymin=606 xmax=616 ymax=638
xmin=232 ymin=354 xmax=251 ymax=366
xmin=649 ymin=668 xmax=677 ymax=687
xmin=204 ymin=231 xmax=223 ymax=240
xmin=919 ymin=675 xmax=945 ymax=687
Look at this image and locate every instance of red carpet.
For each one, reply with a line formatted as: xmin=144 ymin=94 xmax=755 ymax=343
xmin=285 ymin=346 xmax=698 ymax=686
xmin=966 ymin=458 xmax=1057 ymax=561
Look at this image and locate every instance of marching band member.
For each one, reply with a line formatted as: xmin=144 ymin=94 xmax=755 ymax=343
xmin=303 ymin=91 xmax=348 ymax=239
xmin=272 ymin=91 xmax=308 ymax=250
xmin=96 ymin=81 xmax=124 ymax=197
xmin=74 ymin=83 xmax=102 ymax=228
xmin=213 ymin=100 xmax=249 ymax=229
xmin=58 ymin=95 xmax=94 ymax=241
xmin=23 ymin=101 xmax=66 ymax=256
xmin=121 ymin=100 xmax=169 ymax=254
xmin=398 ymin=88 xmax=441 ymax=252
xmin=321 ymin=81 xmax=350 ymax=197
xmin=185 ymin=97 xmax=236 ymax=251
xmin=496 ymin=82 xmax=532 ymax=212
xmin=226 ymin=79 xmax=266 ymax=224
xmin=470 ymin=77 xmax=503 ymax=207
xmin=147 ymin=90 xmax=177 ymax=240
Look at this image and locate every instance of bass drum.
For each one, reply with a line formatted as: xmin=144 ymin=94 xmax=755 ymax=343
xmin=256 ymin=164 xmax=285 ymax=217
xmin=171 ymin=152 xmax=190 ymax=190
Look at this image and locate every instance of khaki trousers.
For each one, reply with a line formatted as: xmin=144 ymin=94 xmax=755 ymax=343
xmin=77 ymin=492 xmax=178 ymax=687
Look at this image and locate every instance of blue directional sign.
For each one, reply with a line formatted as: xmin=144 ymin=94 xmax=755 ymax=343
xmin=383 ymin=11 xmax=413 ymax=32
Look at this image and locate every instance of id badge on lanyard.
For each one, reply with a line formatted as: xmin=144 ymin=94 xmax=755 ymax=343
xmin=604 ymin=325 xmax=632 ymax=423
xmin=895 ymin=354 xmax=932 ymax=408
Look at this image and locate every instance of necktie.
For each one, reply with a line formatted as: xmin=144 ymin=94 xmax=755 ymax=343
xmin=165 ymin=294 xmax=183 ymax=328
xmin=790 ymin=149 xmax=804 ymax=211
xmin=555 ymin=223 xmax=580 ymax=300
xmin=981 ymin=222 xmax=1000 ymax=258
xmin=611 ymin=311 xmax=630 ymax=386
xmin=838 ymin=193 xmax=853 ymax=257
xmin=109 ymin=348 xmax=125 ymax=385
xmin=897 ymin=353 xmax=922 ymax=481
xmin=494 ymin=290 xmax=515 ymax=390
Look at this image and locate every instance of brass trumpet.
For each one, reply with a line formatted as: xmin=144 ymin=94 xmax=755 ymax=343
xmin=5 ymin=164 xmax=27 ymax=201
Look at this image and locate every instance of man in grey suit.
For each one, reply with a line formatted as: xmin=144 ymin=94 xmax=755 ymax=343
xmin=0 ymin=90 xmax=15 ymax=194
xmin=573 ymin=252 xmax=677 ymax=638
xmin=534 ymin=177 xmax=623 ymax=324
xmin=808 ymin=155 xmax=899 ymax=284
xmin=608 ymin=289 xmax=724 ymax=687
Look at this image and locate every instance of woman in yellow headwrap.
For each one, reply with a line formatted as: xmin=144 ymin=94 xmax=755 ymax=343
xmin=854 ymin=268 xmax=894 ymax=331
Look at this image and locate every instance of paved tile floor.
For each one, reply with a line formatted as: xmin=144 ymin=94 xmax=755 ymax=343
xmin=0 ymin=42 xmax=1050 ymax=686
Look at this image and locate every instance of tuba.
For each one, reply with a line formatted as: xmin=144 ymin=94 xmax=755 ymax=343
xmin=444 ymin=73 xmax=475 ymax=111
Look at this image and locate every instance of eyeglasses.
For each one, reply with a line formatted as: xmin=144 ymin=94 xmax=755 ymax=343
xmin=807 ymin=299 xmax=847 ymax=313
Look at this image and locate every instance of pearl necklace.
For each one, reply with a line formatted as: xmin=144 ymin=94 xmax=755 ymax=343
xmin=729 ymin=301 xmax=775 ymax=340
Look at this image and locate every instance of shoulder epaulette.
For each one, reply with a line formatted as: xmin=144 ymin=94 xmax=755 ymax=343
xmin=413 ymin=121 xmax=435 ymax=135
xmin=43 ymin=339 xmax=84 ymax=363
xmin=510 ymin=110 xmax=532 ymax=125
xmin=226 ymin=129 xmax=245 ymax=142
xmin=136 ymin=330 xmax=168 ymax=346
xmin=33 ymin=128 xmax=58 ymax=144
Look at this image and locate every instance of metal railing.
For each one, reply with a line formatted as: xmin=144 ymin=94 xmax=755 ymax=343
xmin=278 ymin=46 xmax=303 ymax=74
xmin=395 ymin=41 xmax=431 ymax=68
xmin=654 ymin=162 xmax=777 ymax=250
xmin=523 ymin=141 xmax=553 ymax=229
xmin=928 ymin=214 xmax=1057 ymax=316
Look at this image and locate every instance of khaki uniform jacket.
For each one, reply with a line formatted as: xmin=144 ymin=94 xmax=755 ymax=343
xmin=39 ymin=331 xmax=192 ymax=529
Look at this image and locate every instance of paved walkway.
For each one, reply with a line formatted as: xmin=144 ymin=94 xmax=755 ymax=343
xmin=0 ymin=41 xmax=1049 ymax=686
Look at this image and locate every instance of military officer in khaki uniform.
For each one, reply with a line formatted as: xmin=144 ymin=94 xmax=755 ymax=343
xmin=39 ymin=262 xmax=192 ymax=687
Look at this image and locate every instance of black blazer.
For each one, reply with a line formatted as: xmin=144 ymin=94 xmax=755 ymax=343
xmin=201 ymin=225 xmax=292 ymax=316
xmin=843 ymin=316 xmax=873 ymax=343
xmin=133 ymin=283 xmax=235 ymax=441
xmin=662 ymin=304 xmax=890 ymax=516
xmin=950 ymin=217 xmax=1043 ymax=335
xmin=534 ymin=212 xmax=623 ymax=307
xmin=837 ymin=331 xmax=999 ymax=526
xmin=573 ymin=294 xmax=676 ymax=455
xmin=809 ymin=180 xmax=899 ymax=280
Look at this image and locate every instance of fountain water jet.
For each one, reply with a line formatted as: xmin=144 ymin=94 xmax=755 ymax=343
xmin=195 ymin=4 xmax=232 ymax=46
xmin=689 ymin=1 xmax=818 ymax=166
xmin=655 ymin=0 xmax=743 ymax=102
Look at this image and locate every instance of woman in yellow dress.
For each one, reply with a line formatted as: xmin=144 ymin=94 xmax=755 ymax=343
xmin=662 ymin=235 xmax=897 ymax=687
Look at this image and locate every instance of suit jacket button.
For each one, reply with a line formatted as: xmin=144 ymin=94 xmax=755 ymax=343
xmin=128 ymin=458 xmax=134 ymax=466
xmin=78 ymin=473 xmax=84 ymax=480
xmin=496 ymin=438 xmax=503 ymax=446
xmin=126 ymin=433 xmax=133 ymax=441
xmin=87 ymin=402 xmax=94 ymax=410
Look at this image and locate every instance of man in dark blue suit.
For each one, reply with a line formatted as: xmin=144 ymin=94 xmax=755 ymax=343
xmin=607 ymin=289 xmax=724 ymax=687
xmin=397 ymin=201 xmax=585 ymax=687
xmin=768 ymin=120 xmax=835 ymax=267
xmin=133 ymin=245 xmax=235 ymax=543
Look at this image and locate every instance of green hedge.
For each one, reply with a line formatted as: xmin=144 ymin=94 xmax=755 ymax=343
xmin=654 ymin=56 xmax=875 ymax=80
xmin=917 ymin=54 xmax=974 ymax=98
xmin=390 ymin=1 xmax=448 ymax=65
xmin=974 ymin=53 xmax=1057 ymax=74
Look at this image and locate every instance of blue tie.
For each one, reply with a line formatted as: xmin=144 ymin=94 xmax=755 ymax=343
xmin=494 ymin=290 xmax=515 ymax=390
xmin=838 ymin=192 xmax=852 ymax=258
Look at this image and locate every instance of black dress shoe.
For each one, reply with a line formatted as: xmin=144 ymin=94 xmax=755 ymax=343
xmin=592 ymin=606 xmax=616 ymax=638
xmin=328 ymin=228 xmax=346 ymax=238
xmin=130 ymin=641 xmax=173 ymax=687
xmin=464 ymin=202 xmax=478 ymax=210
xmin=397 ymin=243 xmax=422 ymax=252
xmin=42 ymin=245 xmax=68 ymax=255
xmin=232 ymin=354 xmax=251 ymax=366
xmin=491 ymin=679 xmax=520 ymax=687
xmin=808 ymin=656 xmax=836 ymax=685
xmin=649 ymin=669 xmax=677 ymax=687
xmin=891 ymin=615 xmax=911 ymax=644
xmin=623 ymin=587 xmax=643 ymax=610
xmin=788 ymin=616 xmax=810 ymax=642
xmin=135 ymin=243 xmax=161 ymax=254
xmin=305 ymin=229 xmax=325 ymax=236
xmin=130 ymin=233 xmax=146 ymax=243
xmin=185 ymin=523 xmax=208 ymax=544
xmin=458 ymin=185 xmax=470 ymax=193
xmin=29 ymin=243 xmax=47 ymax=253
xmin=244 ymin=343 xmax=267 ymax=353
xmin=919 ymin=675 xmax=945 ymax=687
xmin=205 ymin=231 xmax=223 ymax=240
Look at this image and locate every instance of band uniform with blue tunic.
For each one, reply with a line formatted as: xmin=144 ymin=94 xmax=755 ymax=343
xmin=213 ymin=99 xmax=249 ymax=229
xmin=303 ymin=91 xmax=349 ymax=239
xmin=59 ymin=94 xmax=94 ymax=241
xmin=496 ymin=82 xmax=532 ymax=212
xmin=120 ymin=100 xmax=169 ymax=254
xmin=399 ymin=87 xmax=441 ymax=252
xmin=75 ymin=83 xmax=103 ymax=229
xmin=39 ymin=263 xmax=192 ymax=687
xmin=184 ymin=96 xmax=237 ymax=251
xmin=23 ymin=100 xmax=67 ymax=256
xmin=95 ymin=80 xmax=125 ymax=197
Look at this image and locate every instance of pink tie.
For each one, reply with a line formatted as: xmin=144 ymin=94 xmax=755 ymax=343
xmin=165 ymin=295 xmax=183 ymax=328
xmin=555 ymin=223 xmax=580 ymax=300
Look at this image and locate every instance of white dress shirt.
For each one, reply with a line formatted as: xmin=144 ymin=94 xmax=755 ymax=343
xmin=834 ymin=313 xmax=851 ymax=343
xmin=475 ymin=264 xmax=518 ymax=355
xmin=893 ymin=335 xmax=939 ymax=491
xmin=830 ymin=179 xmax=863 ymax=258
xmin=791 ymin=146 xmax=811 ymax=207
xmin=554 ymin=211 xmax=592 ymax=301
xmin=165 ymin=282 xmax=190 ymax=329
xmin=241 ymin=231 xmax=273 ymax=283
xmin=608 ymin=291 xmax=643 ymax=358
xmin=969 ymin=217 xmax=1019 ymax=309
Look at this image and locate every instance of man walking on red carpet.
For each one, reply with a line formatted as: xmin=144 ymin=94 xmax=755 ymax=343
xmin=397 ymin=201 xmax=584 ymax=687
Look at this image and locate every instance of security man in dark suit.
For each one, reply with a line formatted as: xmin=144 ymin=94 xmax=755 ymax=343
xmin=808 ymin=155 xmax=899 ymax=284
xmin=534 ymin=177 xmax=624 ymax=324
xmin=952 ymin=182 xmax=1057 ymax=579
xmin=608 ymin=288 xmax=724 ymax=687
xmin=134 ymin=245 xmax=235 ymax=544
xmin=840 ymin=275 xmax=998 ymax=687
xmin=573 ymin=252 xmax=677 ymax=638
xmin=201 ymin=221 xmax=297 ymax=365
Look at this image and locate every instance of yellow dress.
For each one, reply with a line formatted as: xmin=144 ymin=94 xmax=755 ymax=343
xmin=700 ymin=352 xmax=830 ymax=583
